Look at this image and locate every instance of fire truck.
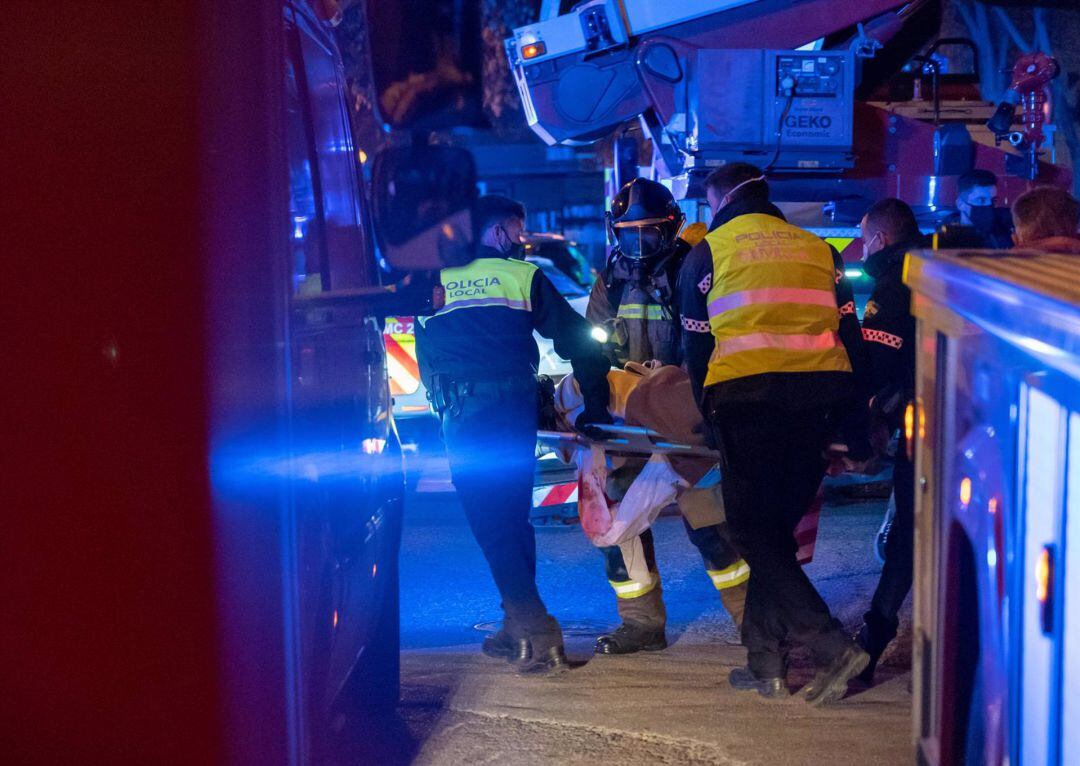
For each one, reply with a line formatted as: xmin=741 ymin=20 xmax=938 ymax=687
xmin=507 ymin=1 xmax=1074 ymax=763
xmin=906 ymin=249 xmax=1080 ymax=766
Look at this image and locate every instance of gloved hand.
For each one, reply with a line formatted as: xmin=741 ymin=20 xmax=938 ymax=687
xmin=575 ymin=410 xmax=613 ymax=442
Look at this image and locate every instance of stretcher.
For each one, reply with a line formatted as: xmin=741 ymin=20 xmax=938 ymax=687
xmin=537 ymin=425 xmax=821 ymax=563
xmin=537 ymin=424 xmax=722 ymax=461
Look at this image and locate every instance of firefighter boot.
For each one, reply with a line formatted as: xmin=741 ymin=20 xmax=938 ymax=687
xmin=595 ymin=622 xmax=668 ymax=655
xmin=596 ymin=582 xmax=668 ymax=654
xmin=482 ymin=628 xmax=530 ymax=664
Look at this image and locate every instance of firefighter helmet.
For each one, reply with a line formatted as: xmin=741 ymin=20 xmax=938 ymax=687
xmin=607 ymin=178 xmax=684 ymax=262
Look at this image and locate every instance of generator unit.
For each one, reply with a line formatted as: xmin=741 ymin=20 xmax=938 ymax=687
xmin=686 ymin=49 xmax=854 ymax=172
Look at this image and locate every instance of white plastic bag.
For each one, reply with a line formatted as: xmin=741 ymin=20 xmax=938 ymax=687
xmin=589 ymin=454 xmax=685 ymax=548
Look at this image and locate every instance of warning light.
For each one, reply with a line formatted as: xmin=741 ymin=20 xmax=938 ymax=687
xmin=372 ymin=563 xmax=378 ymax=578
xmin=959 ymin=477 xmax=972 ymax=507
xmin=522 ymin=41 xmax=547 ymax=59
xmin=1036 ymin=548 xmax=1051 ymax=604
xmin=904 ymin=402 xmax=914 ymax=443
xmin=332 ymin=610 xmax=339 ymax=629
xmin=357 ymin=149 xmax=368 ymax=164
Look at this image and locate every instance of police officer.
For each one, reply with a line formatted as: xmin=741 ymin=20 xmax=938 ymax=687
xmin=587 ymin=178 xmax=749 ymax=655
xmin=679 ymin=163 xmax=869 ymax=704
xmin=415 ymin=194 xmax=611 ymax=675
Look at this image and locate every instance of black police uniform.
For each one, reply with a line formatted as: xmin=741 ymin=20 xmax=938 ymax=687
xmin=415 ymin=245 xmax=610 ymax=668
xmin=856 ymin=235 xmax=929 ymax=681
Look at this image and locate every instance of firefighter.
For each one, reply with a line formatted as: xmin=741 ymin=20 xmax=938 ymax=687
xmin=853 ymin=198 xmax=928 ymax=685
xmin=587 ymin=178 xmax=749 ymax=655
xmin=415 ymin=194 xmax=611 ymax=676
xmin=679 ymin=163 xmax=870 ymax=704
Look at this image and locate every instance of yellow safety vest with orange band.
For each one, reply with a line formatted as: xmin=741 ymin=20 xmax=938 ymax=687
xmin=703 ymin=213 xmax=851 ymax=388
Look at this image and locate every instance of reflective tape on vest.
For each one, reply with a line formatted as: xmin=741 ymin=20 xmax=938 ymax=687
xmin=701 ymin=214 xmax=851 ymax=386
xmin=707 ymin=560 xmax=750 ymax=590
xmin=714 ymin=330 xmax=842 ymax=356
xmin=708 ymin=287 xmax=837 ymax=317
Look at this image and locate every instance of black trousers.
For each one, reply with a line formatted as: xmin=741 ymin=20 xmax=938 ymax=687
xmin=863 ymin=445 xmax=914 ymax=653
xmin=708 ymin=401 xmax=849 ymax=677
xmin=441 ymin=384 xmax=560 ymax=645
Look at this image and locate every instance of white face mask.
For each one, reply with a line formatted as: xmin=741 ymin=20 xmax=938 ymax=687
xmin=716 ymin=175 xmax=766 ymax=214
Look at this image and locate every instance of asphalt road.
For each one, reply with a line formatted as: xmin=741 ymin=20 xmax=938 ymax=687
xmin=359 ymin=483 xmax=913 ymax=765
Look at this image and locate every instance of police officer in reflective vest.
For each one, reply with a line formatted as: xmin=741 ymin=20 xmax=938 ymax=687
xmin=415 ymin=194 xmax=611 ymax=675
xmin=587 ymin=178 xmax=749 ymax=655
xmin=679 ymin=164 xmax=870 ymax=704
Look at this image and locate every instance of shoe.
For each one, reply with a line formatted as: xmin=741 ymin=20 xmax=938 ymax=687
xmin=481 ymin=629 xmax=530 ymax=663
xmin=516 ymin=645 xmax=570 ymax=676
xmin=594 ymin=623 xmax=668 ymax=655
xmin=802 ymin=644 xmax=871 ymax=706
xmin=728 ymin=666 xmax=789 ymax=698
xmin=853 ymin=628 xmax=881 ymax=686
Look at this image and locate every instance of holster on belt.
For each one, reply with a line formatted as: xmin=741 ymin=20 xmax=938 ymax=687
xmin=427 ymin=374 xmax=471 ymax=417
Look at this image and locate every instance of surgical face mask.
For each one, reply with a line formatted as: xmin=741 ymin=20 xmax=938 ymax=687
xmin=496 ymin=225 xmax=524 ymax=259
xmin=967 ymin=204 xmax=996 ymax=232
xmin=861 ymin=231 xmax=882 ymax=262
xmin=615 ymin=224 xmax=665 ymax=260
xmin=714 ymin=175 xmax=767 ymax=216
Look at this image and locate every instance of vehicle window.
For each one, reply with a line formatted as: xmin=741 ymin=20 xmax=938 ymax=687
xmin=529 ymin=258 xmax=587 ymax=299
xmin=293 ymin=14 xmax=376 ymax=290
xmin=284 ymin=37 xmax=326 ymax=296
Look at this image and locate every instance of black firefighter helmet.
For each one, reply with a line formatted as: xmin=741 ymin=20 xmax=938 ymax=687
xmin=607 ymin=178 xmax=684 ymax=262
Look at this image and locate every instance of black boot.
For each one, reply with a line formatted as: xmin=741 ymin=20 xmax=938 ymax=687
xmin=801 ymin=643 xmax=871 ymax=706
xmin=594 ymin=623 xmax=668 ymax=655
xmin=728 ymin=666 xmax=789 ymax=698
xmin=516 ymin=644 xmax=570 ymax=676
xmin=853 ymin=611 xmax=897 ymax=686
xmin=482 ymin=628 xmax=530 ymax=664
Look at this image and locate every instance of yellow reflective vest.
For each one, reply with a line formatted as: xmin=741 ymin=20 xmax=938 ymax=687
xmin=703 ymin=213 xmax=851 ymax=388
xmin=427 ymin=256 xmax=537 ymax=319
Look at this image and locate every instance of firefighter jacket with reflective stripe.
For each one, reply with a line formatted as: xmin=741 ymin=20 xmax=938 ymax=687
xmin=415 ymin=247 xmax=610 ymax=420
xmin=586 ymin=244 xmax=687 ymax=366
xmin=861 ymin=237 xmax=927 ymax=429
xmin=680 ymin=196 xmax=864 ymax=410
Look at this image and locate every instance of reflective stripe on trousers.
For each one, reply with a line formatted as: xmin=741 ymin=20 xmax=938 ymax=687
xmin=707 ymin=559 xmax=750 ymax=590
xmin=608 ymin=577 xmax=658 ymax=599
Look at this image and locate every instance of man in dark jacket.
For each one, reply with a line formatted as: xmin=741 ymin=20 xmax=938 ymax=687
xmin=679 ymin=163 xmax=869 ymax=705
xmin=416 ymin=194 xmax=611 ymax=675
xmin=941 ymin=169 xmax=1013 ymax=249
xmin=854 ymin=198 xmax=929 ymax=684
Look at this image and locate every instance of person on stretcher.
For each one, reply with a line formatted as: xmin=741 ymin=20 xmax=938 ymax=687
xmin=552 ymin=362 xmax=824 ymax=655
